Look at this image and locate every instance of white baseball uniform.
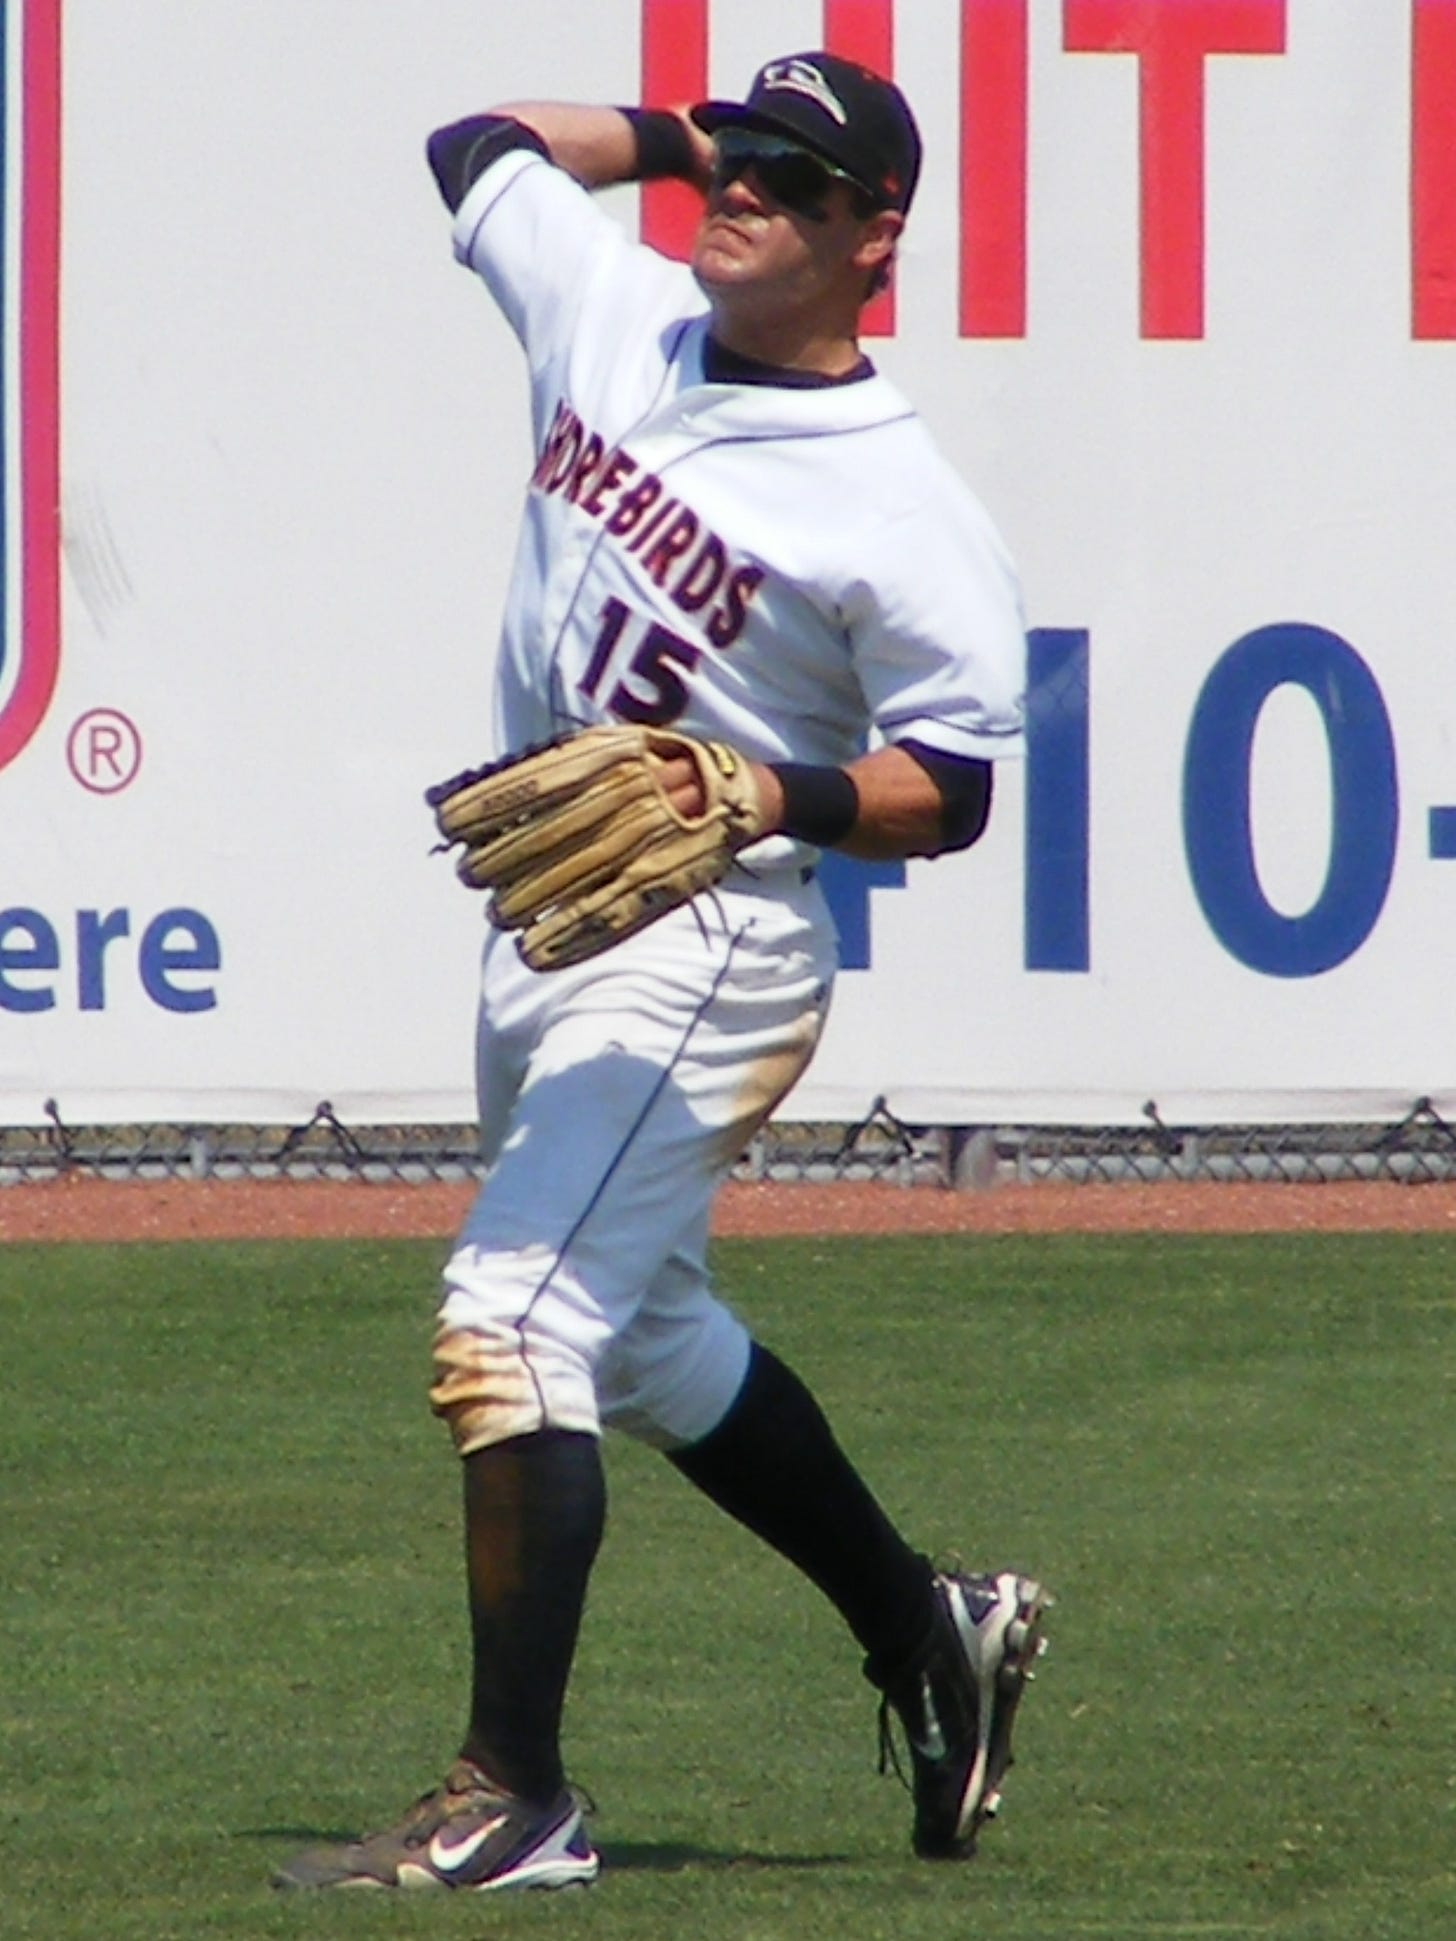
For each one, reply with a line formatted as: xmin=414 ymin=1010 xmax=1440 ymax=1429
xmin=432 ymin=144 xmax=1026 ymax=1455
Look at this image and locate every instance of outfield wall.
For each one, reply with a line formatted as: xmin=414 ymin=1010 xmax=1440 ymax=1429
xmin=1 ymin=0 xmax=1454 ymax=1128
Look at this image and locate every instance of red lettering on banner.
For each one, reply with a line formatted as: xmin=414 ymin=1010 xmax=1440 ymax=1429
xmin=1414 ymin=0 xmax=1456 ymax=338
xmin=640 ymin=0 xmax=708 ymax=260
xmin=1064 ymin=0 xmax=1286 ymax=339
xmin=961 ymin=0 xmax=1030 ymax=336
xmin=824 ymin=0 xmax=897 ymax=336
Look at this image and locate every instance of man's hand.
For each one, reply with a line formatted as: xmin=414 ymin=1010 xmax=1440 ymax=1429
xmin=658 ymin=751 xmax=784 ymax=826
xmin=426 ymin=726 xmax=772 ymax=969
xmin=671 ymin=105 xmax=716 ymax=190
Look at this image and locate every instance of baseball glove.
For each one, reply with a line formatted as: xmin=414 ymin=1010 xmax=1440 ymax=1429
xmin=426 ymin=724 xmax=772 ymax=970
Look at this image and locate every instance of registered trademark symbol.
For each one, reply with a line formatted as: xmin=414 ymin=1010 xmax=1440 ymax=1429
xmin=66 ymin=708 xmax=143 ymax=794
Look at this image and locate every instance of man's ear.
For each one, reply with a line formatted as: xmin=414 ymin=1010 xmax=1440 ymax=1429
xmin=853 ymin=208 xmax=904 ymax=276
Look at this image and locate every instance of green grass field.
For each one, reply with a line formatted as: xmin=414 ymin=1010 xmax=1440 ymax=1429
xmin=3 ymin=1230 xmax=1453 ymax=1939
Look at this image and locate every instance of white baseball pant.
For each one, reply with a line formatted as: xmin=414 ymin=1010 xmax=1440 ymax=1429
xmin=430 ymin=868 xmax=836 ymax=1455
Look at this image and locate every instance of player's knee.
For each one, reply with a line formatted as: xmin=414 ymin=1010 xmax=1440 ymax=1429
xmin=430 ymin=1321 xmax=599 ymax=1455
xmin=597 ymin=1307 xmax=751 ymax=1450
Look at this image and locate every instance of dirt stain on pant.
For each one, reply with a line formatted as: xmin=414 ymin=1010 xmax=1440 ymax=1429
xmin=429 ymin=1322 xmax=552 ymax=1456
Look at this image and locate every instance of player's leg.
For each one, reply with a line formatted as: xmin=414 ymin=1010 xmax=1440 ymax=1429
xmin=427 ymin=959 xmax=734 ymax=1867
xmin=669 ymin=1340 xmax=938 ymax=1663
xmin=278 ymin=900 xmax=830 ymax=1891
xmin=589 ymin=887 xmax=941 ymax=1673
xmin=598 ymin=1228 xmax=938 ymax=1668
xmin=437 ymin=907 xmax=843 ymax=1844
xmin=608 ymin=1254 xmax=1051 ymax=1859
xmin=430 ymin=965 xmax=615 ymax=1813
xmin=457 ymin=1427 xmax=605 ymax=1799
xmin=666 ymin=1334 xmax=1051 ymax=1856
xmin=276 ymin=943 xmax=618 ymax=1893
xmin=594 ymin=871 xmax=1050 ymax=1857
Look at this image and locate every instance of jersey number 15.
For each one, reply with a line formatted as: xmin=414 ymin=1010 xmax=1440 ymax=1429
xmin=579 ymin=597 xmax=700 ymax=727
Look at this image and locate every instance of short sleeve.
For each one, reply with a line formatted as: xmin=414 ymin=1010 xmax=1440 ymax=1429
xmin=844 ymin=470 xmax=1027 ymax=762
xmin=449 ymin=151 xmax=636 ymax=373
xmin=449 ymin=151 xmax=698 ymax=407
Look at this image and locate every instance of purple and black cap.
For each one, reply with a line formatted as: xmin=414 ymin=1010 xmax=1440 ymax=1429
xmin=692 ymin=52 xmax=922 ymax=215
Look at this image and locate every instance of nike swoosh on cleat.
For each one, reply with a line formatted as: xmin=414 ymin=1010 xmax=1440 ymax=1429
xmin=909 ymin=1677 xmax=948 ymax=1761
xmin=427 ymin=1814 xmax=510 ymax=1875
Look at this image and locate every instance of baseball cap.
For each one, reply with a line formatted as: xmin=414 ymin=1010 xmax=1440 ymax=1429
xmin=692 ymin=52 xmax=922 ymax=215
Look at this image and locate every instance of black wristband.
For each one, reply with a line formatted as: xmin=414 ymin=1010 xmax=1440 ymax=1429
xmin=770 ymin=764 xmax=860 ymax=848
xmin=619 ymin=107 xmax=698 ymax=181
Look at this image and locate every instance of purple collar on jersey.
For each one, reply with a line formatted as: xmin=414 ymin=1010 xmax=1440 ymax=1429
xmin=703 ymin=335 xmax=874 ymax=389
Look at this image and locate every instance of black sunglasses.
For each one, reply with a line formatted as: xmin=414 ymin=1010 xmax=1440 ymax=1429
xmin=709 ymin=129 xmax=873 ymax=222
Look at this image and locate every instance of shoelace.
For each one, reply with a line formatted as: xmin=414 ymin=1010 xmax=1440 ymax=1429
xmin=876 ymin=1696 xmax=912 ymax=1790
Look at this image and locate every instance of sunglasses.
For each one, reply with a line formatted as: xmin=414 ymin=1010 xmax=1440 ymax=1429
xmin=709 ymin=129 xmax=874 ymax=222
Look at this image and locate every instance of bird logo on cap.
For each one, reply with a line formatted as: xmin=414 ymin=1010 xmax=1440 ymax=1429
xmin=758 ymin=57 xmax=849 ymax=126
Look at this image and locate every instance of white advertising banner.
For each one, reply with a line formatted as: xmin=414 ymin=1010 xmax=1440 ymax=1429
xmin=1 ymin=0 xmax=1453 ymax=1126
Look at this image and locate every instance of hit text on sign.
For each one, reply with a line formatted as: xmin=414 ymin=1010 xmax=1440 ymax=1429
xmin=641 ymin=0 xmax=1456 ymax=339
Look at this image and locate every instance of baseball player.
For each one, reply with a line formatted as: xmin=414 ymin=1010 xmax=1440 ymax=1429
xmin=277 ymin=51 xmax=1047 ymax=1895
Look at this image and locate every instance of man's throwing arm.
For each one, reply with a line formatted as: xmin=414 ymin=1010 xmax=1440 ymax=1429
xmin=427 ymin=105 xmax=710 ymax=211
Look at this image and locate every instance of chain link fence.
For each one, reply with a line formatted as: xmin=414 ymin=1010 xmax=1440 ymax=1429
xmin=4 ymin=1095 xmax=1456 ymax=1187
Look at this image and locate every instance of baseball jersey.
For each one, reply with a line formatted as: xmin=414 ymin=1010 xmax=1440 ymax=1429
xmin=449 ymin=146 xmax=1026 ymax=859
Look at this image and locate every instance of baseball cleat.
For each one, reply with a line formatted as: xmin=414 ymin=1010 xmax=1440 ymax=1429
xmin=873 ymin=1569 xmax=1052 ymax=1860
xmin=271 ymin=1759 xmax=599 ymax=1893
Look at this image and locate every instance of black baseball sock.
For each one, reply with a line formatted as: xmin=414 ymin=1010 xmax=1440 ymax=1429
xmin=459 ymin=1427 xmax=606 ymax=1803
xmin=669 ymin=1343 xmax=936 ymax=1668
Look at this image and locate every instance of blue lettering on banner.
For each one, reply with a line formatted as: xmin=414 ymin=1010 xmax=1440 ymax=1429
xmin=1429 ymin=806 xmax=1456 ymax=860
xmin=139 ymin=910 xmax=222 ymax=1012
xmin=819 ymin=851 xmax=906 ymax=970
xmin=1024 ymin=627 xmax=1091 ymax=972
xmin=76 ymin=907 xmax=131 ymax=1010
xmin=826 ymin=618 xmax=1417 ymax=980
xmin=0 ymin=908 xmax=59 ymax=1011
xmin=1182 ymin=624 xmax=1399 ymax=976
xmin=0 ymin=907 xmax=222 ymax=1012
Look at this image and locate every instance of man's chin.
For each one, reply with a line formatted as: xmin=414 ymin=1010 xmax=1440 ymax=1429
xmin=689 ymin=248 xmax=742 ymax=295
xmin=692 ymin=217 xmax=763 ymax=278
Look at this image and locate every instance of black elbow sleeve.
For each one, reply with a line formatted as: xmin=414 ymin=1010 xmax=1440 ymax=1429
xmin=426 ymin=114 xmax=550 ymax=212
xmin=900 ymin=741 xmax=994 ymax=852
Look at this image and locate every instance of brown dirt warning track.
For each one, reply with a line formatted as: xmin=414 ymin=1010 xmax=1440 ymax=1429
xmin=3 ymin=1176 xmax=1456 ymax=1244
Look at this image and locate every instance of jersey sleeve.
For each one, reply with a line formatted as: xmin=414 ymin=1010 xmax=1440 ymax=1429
xmin=844 ymin=468 xmax=1027 ymax=763
xmin=449 ymin=150 xmax=687 ymax=384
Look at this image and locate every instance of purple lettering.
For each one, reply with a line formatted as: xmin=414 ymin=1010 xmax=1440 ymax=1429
xmin=707 ymin=564 xmax=765 ymax=647
xmin=579 ymin=447 xmax=639 ymax=518
xmin=605 ymin=474 xmax=663 ymax=540
xmin=670 ymin=533 xmax=727 ymax=615
xmin=638 ymin=509 xmax=701 ymax=585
